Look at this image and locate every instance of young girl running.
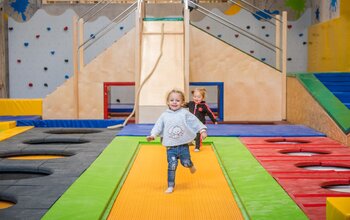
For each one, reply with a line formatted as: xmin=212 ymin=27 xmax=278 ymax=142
xmin=185 ymin=88 xmax=217 ymax=151
xmin=147 ymin=89 xmax=207 ymax=193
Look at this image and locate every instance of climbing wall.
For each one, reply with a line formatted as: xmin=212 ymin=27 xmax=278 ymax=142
xmin=8 ymin=8 xmax=134 ymax=99
xmin=191 ymin=7 xmax=311 ymax=72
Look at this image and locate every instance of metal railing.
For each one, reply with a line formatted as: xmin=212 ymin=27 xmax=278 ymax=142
xmin=188 ymin=0 xmax=286 ymax=71
xmin=78 ymin=2 xmax=137 ymax=51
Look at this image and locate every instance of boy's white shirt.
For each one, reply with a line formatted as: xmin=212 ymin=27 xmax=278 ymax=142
xmin=150 ymin=108 xmax=207 ymax=147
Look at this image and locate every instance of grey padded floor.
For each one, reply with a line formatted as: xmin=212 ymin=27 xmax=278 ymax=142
xmin=0 ymin=128 xmax=120 ymax=220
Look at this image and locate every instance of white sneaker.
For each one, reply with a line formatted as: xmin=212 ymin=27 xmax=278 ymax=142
xmin=165 ymin=187 xmax=174 ymax=193
xmin=194 ymin=148 xmax=200 ymax=152
xmin=190 ymin=165 xmax=197 ymax=174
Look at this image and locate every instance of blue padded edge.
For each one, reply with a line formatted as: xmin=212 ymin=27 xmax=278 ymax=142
xmin=17 ymin=119 xmax=124 ymax=128
xmin=117 ymin=124 xmax=326 ymax=137
xmin=0 ymin=115 xmax=42 ymax=122
xmin=190 ymin=82 xmax=224 ymax=121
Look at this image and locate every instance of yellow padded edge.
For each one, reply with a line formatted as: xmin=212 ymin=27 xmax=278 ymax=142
xmin=0 ymin=126 xmax=34 ymax=141
xmin=107 ymin=144 xmax=244 ymax=220
xmin=327 ymin=197 xmax=350 ymax=220
xmin=0 ymin=121 xmax=16 ymax=130
xmin=0 ymin=99 xmax=42 ymax=116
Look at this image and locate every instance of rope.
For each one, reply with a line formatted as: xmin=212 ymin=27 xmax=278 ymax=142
xmin=108 ymin=23 xmax=165 ymax=129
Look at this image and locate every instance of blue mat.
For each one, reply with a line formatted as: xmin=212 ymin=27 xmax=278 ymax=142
xmin=0 ymin=115 xmax=41 ymax=122
xmin=117 ymin=124 xmax=325 ymax=137
xmin=17 ymin=119 xmax=124 ymax=128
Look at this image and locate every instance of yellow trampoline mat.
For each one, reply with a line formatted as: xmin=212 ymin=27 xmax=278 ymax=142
xmin=107 ymin=144 xmax=244 ymax=220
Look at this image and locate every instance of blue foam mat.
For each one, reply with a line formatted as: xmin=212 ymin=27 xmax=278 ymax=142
xmin=17 ymin=119 xmax=124 ymax=128
xmin=117 ymin=124 xmax=325 ymax=137
xmin=0 ymin=115 xmax=42 ymax=122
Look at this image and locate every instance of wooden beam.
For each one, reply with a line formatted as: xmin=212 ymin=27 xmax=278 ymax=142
xmin=0 ymin=4 xmax=8 ymax=98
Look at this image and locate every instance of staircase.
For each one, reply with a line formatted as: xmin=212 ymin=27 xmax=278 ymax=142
xmin=315 ymin=73 xmax=350 ymax=109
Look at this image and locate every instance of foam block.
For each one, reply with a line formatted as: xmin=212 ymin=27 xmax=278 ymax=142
xmin=327 ymin=197 xmax=350 ymax=220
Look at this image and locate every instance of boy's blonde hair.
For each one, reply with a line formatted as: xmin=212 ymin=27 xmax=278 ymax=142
xmin=166 ymin=89 xmax=186 ymax=103
xmin=192 ymin=88 xmax=207 ymax=99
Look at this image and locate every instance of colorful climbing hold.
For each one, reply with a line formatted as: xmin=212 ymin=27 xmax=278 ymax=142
xmin=224 ymin=5 xmax=241 ymax=15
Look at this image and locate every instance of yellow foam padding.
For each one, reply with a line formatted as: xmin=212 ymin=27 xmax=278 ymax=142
xmin=0 ymin=121 xmax=16 ymax=130
xmin=0 ymin=126 xmax=33 ymax=142
xmin=7 ymin=155 xmax=66 ymax=160
xmin=107 ymin=144 xmax=244 ymax=220
xmin=0 ymin=201 xmax=15 ymax=209
xmin=327 ymin=197 xmax=350 ymax=220
xmin=224 ymin=4 xmax=241 ymax=15
xmin=0 ymin=99 xmax=42 ymax=116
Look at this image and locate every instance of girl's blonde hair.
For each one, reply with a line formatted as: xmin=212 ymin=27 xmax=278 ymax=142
xmin=192 ymin=88 xmax=207 ymax=99
xmin=166 ymin=89 xmax=186 ymax=103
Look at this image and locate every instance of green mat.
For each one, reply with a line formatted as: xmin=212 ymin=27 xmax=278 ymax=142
xmin=42 ymin=136 xmax=143 ymax=220
xmin=43 ymin=136 xmax=308 ymax=220
xmin=209 ymin=137 xmax=308 ymax=220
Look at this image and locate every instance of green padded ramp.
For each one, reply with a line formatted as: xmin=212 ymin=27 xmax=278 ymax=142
xmin=297 ymin=74 xmax=350 ymax=133
xmin=42 ymin=136 xmax=142 ymax=220
xmin=143 ymin=17 xmax=184 ymax=21
xmin=210 ymin=137 xmax=308 ymax=220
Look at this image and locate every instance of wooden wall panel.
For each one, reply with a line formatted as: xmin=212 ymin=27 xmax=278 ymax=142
xmin=43 ymin=29 xmax=135 ymax=119
xmin=190 ymin=27 xmax=283 ymax=121
xmin=287 ymin=77 xmax=349 ymax=146
xmin=138 ymin=21 xmax=185 ymax=123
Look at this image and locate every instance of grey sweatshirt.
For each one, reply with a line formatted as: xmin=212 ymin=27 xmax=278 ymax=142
xmin=150 ymin=108 xmax=207 ymax=147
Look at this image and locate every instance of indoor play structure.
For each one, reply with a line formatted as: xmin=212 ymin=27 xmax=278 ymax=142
xmin=1 ymin=0 xmax=350 ymax=219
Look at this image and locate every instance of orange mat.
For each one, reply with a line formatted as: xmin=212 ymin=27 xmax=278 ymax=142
xmin=107 ymin=144 xmax=244 ymax=220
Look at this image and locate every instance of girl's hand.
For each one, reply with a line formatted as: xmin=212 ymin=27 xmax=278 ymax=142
xmin=146 ymin=136 xmax=155 ymax=142
xmin=214 ymin=122 xmax=218 ymax=125
xmin=201 ymin=131 xmax=208 ymax=140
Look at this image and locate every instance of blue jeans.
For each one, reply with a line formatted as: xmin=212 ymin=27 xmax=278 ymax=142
xmin=166 ymin=144 xmax=194 ymax=187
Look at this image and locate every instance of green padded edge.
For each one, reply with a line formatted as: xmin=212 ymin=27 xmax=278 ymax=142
xmin=143 ymin=17 xmax=183 ymax=21
xmin=209 ymin=141 xmax=250 ymax=220
xmin=42 ymin=136 xmax=143 ymax=220
xmin=209 ymin=137 xmax=308 ymax=220
xmin=297 ymin=74 xmax=350 ymax=133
